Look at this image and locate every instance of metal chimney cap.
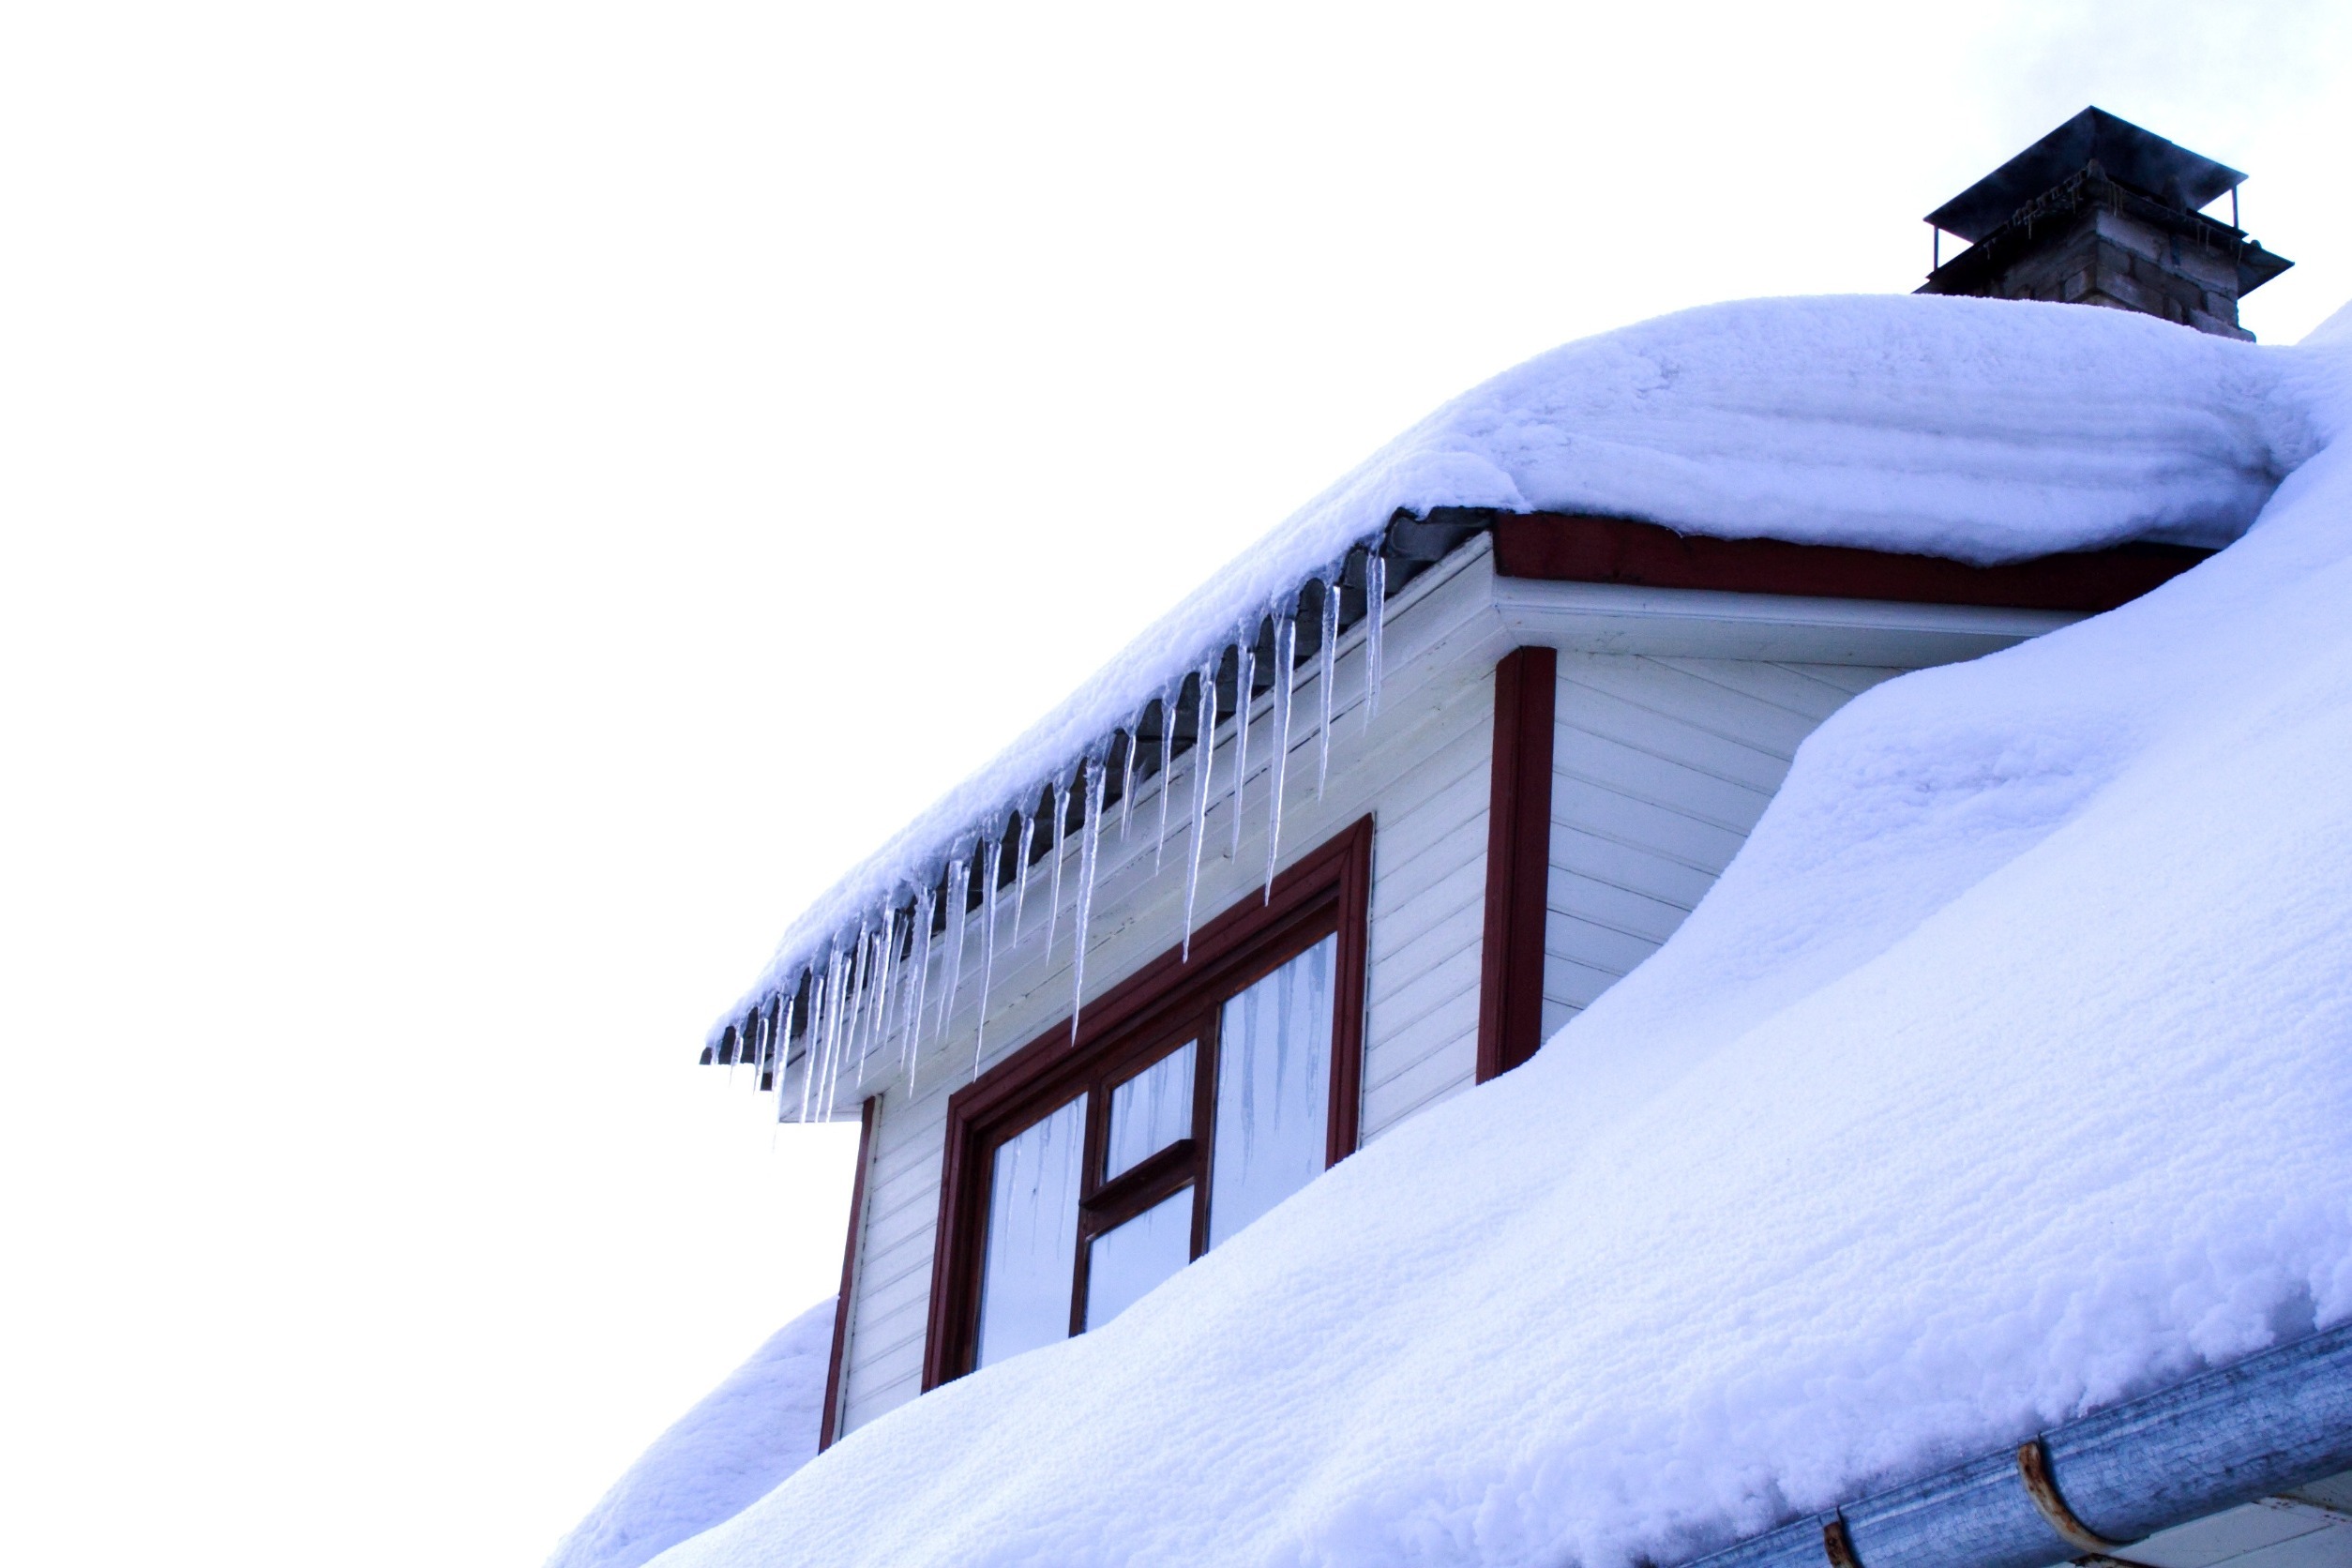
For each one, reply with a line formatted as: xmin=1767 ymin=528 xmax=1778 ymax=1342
xmin=1926 ymin=107 xmax=2246 ymax=241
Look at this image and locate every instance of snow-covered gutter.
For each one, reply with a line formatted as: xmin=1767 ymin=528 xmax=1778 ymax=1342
xmin=1681 ymin=1322 xmax=2352 ymax=1568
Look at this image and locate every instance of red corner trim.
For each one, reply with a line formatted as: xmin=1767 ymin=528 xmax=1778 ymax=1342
xmin=1477 ymin=647 xmax=1558 ymax=1081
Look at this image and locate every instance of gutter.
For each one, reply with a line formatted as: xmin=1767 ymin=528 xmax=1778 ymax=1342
xmin=1680 ymin=1320 xmax=2352 ymax=1568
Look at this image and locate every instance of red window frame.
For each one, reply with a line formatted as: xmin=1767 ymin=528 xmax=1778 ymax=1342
xmin=921 ymin=816 xmax=1373 ymax=1389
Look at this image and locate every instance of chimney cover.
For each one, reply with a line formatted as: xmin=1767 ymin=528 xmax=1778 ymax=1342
xmin=1926 ymin=108 xmax=2243 ymax=241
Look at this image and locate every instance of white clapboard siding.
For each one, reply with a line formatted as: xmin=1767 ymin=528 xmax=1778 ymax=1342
xmin=1541 ymin=656 xmax=1904 ymax=1039
xmin=822 ymin=529 xmax=2052 ymax=1437
xmin=833 ymin=544 xmax=1510 ymax=1436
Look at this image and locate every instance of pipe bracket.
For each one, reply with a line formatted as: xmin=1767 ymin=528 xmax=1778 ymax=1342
xmin=2018 ymin=1438 xmax=2144 ymax=1560
xmin=1822 ymin=1515 xmax=1864 ymax=1568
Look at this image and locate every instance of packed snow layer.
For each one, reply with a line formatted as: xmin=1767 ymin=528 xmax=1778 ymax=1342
xmin=659 ymin=316 xmax=2352 ymax=1566
xmin=721 ymin=294 xmax=2320 ymax=1043
xmin=545 ymin=1299 xmax=832 ymax=1568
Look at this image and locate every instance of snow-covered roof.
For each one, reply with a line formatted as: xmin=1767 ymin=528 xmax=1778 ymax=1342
xmin=712 ymin=294 xmax=2318 ymax=1060
xmin=649 ymin=299 xmax=2352 ymax=1567
xmin=545 ymin=1299 xmax=833 ymax=1568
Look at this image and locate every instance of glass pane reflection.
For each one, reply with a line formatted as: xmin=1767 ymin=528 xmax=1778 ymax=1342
xmin=1084 ymin=1186 xmax=1194 ymax=1330
xmin=1209 ymin=934 xmax=1336 ymax=1248
xmin=1104 ymin=1040 xmax=1195 ymax=1181
xmin=975 ymin=1094 xmax=1086 ymax=1368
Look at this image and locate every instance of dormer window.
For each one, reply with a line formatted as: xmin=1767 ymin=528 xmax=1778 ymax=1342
xmin=924 ymin=821 xmax=1372 ymax=1386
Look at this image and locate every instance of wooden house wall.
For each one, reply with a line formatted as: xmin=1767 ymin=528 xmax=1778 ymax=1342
xmin=827 ymin=536 xmax=2040 ymax=1438
xmin=1540 ymin=655 xmax=1904 ymax=1039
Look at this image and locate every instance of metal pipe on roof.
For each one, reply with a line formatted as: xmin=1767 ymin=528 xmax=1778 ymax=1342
xmin=1675 ymin=1320 xmax=2352 ymax=1568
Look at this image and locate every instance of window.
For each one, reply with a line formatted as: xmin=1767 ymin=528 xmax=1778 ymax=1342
xmin=924 ymin=819 xmax=1372 ymax=1387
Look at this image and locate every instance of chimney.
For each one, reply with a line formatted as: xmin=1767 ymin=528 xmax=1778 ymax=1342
xmin=1918 ymin=108 xmax=2291 ymax=340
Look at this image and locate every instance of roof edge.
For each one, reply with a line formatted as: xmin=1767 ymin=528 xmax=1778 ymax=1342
xmin=1674 ymin=1319 xmax=2352 ymax=1568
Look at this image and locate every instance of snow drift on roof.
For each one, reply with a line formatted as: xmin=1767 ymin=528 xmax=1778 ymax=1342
xmin=657 ymin=310 xmax=2352 ymax=1565
xmin=545 ymin=1300 xmax=831 ymax=1568
xmin=720 ymin=294 xmax=2316 ymax=1044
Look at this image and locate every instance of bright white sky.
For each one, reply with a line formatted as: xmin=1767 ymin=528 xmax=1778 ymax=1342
xmin=3 ymin=4 xmax=2344 ymax=1565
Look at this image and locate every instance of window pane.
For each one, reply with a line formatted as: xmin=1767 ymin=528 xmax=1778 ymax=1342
xmin=1210 ymin=933 xmax=1337 ymax=1248
xmin=1104 ymin=1040 xmax=1196 ymax=1181
xmin=1084 ymin=1185 xmax=1194 ymax=1330
xmin=975 ymin=1094 xmax=1086 ymax=1368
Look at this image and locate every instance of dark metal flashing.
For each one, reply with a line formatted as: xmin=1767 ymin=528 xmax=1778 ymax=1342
xmin=1927 ymin=108 xmax=2243 ymax=242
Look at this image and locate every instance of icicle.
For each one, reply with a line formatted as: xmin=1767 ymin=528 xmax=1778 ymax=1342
xmin=798 ymin=983 xmax=818 ymax=1122
xmin=1070 ymin=752 xmax=1108 ymax=1041
xmin=973 ymin=819 xmax=1007 ymax=1078
xmin=861 ymin=920 xmax=884 ymax=1059
xmin=882 ymin=905 xmax=902 ymax=1036
xmin=852 ymin=916 xmax=880 ymax=1088
xmin=1229 ymin=621 xmax=1256 ymax=858
xmin=1264 ymin=594 xmax=1297 ymax=900
xmin=840 ymin=917 xmax=871 ymax=1088
xmin=832 ymin=944 xmax=860 ymax=1114
xmin=770 ymin=992 xmax=790 ymax=1118
xmin=761 ymin=995 xmax=780 ymax=1091
xmin=876 ymin=906 xmax=902 ymax=1058
xmin=1118 ymin=721 xmax=1139 ymax=843
xmin=776 ymin=979 xmax=806 ymax=1123
xmin=936 ymin=848 xmax=972 ymax=1042
xmin=1154 ymin=684 xmax=1178 ymax=873
xmin=861 ymin=906 xmax=898 ymax=1088
xmin=1044 ymin=771 xmax=1069 ymax=959
xmin=820 ymin=942 xmax=851 ymax=1122
xmin=829 ymin=940 xmax=858 ymax=1119
xmin=1364 ymin=550 xmax=1387 ymax=729
xmin=1011 ymin=808 xmax=1037 ymax=941
xmin=814 ymin=955 xmax=837 ymax=1122
xmin=897 ymin=896 xmax=925 ymax=1051
xmin=1183 ymin=658 xmax=1217 ymax=958
xmin=1318 ymin=570 xmax=1340 ymax=799
xmin=785 ymin=972 xmax=804 ymax=1123
xmin=809 ymin=951 xmax=838 ymax=1122
xmin=797 ymin=969 xmax=823 ymax=1123
xmin=901 ymin=884 xmax=935 ymax=1094
xmin=779 ymin=976 xmax=798 ymax=1122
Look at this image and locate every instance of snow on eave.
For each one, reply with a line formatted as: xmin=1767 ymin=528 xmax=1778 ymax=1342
xmin=706 ymin=293 xmax=2315 ymax=1059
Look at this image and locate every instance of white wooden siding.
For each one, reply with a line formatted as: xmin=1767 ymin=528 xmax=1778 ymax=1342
xmin=1540 ymin=655 xmax=1903 ymax=1039
xmin=833 ymin=544 xmax=1507 ymax=1436
xmin=827 ymin=543 xmax=2059 ymax=1438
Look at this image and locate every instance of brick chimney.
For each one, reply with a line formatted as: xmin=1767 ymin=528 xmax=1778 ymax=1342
xmin=1919 ymin=108 xmax=2291 ymax=341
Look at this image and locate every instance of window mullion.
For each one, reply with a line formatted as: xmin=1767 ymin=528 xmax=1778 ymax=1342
xmin=1191 ymin=1002 xmax=1220 ymax=1260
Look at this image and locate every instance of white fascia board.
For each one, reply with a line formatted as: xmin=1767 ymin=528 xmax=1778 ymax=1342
xmin=1491 ymin=574 xmax=2083 ymax=668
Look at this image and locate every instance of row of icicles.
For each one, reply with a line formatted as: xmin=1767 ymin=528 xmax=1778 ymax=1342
xmin=716 ymin=550 xmax=1388 ymax=1123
